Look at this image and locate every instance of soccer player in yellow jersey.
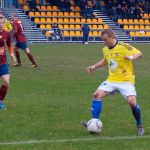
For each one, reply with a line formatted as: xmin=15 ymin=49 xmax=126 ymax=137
xmin=81 ymin=29 xmax=144 ymax=136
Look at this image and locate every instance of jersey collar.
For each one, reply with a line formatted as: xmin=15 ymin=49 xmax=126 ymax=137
xmin=108 ymin=40 xmax=118 ymax=49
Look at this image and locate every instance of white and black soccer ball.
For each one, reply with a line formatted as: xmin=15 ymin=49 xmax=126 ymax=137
xmin=87 ymin=118 xmax=102 ymax=133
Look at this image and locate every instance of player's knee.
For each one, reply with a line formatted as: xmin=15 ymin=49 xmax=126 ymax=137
xmin=93 ymin=92 xmax=101 ymax=99
xmin=3 ymin=80 xmax=9 ymax=87
xmin=128 ymin=96 xmax=137 ymax=107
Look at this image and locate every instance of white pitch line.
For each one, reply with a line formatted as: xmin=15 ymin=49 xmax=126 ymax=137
xmin=0 ymin=135 xmax=150 ymax=145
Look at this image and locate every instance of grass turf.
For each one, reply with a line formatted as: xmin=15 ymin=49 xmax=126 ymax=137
xmin=0 ymin=44 xmax=150 ymax=150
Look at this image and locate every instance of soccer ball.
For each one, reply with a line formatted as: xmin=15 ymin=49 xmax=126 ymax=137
xmin=87 ymin=118 xmax=102 ymax=133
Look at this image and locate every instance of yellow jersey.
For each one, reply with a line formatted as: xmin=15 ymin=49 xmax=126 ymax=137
xmin=3 ymin=18 xmax=13 ymax=32
xmin=103 ymin=41 xmax=141 ymax=84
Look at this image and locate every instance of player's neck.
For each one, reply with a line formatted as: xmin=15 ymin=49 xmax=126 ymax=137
xmin=108 ymin=39 xmax=118 ymax=49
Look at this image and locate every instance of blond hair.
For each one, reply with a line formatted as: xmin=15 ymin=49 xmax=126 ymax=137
xmin=101 ymin=29 xmax=116 ymax=38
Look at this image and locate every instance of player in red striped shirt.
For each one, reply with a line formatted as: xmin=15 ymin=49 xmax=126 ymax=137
xmin=12 ymin=14 xmax=37 ymax=67
xmin=0 ymin=17 xmax=12 ymax=109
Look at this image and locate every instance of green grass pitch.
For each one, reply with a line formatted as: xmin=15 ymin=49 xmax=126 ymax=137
xmin=0 ymin=44 xmax=150 ymax=150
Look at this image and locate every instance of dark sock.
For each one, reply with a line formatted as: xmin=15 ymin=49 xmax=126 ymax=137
xmin=131 ymin=104 xmax=142 ymax=126
xmin=27 ymin=52 xmax=37 ymax=65
xmin=0 ymin=85 xmax=8 ymax=101
xmin=15 ymin=51 xmax=21 ymax=64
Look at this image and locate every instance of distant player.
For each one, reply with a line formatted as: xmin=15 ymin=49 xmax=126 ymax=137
xmin=81 ymin=29 xmax=144 ymax=136
xmin=12 ymin=14 xmax=37 ymax=67
xmin=0 ymin=17 xmax=12 ymax=109
xmin=0 ymin=11 xmax=17 ymax=65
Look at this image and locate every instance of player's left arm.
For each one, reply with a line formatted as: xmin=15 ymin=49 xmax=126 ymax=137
xmin=124 ymin=44 xmax=142 ymax=60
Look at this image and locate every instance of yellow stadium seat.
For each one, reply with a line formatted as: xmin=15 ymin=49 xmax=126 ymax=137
xmin=35 ymin=12 xmax=40 ymax=16
xmin=70 ymin=12 xmax=75 ymax=17
xmin=97 ymin=18 xmax=103 ymax=23
xmin=135 ymin=32 xmax=140 ymax=36
xmin=46 ymin=25 xmax=51 ymax=29
xmin=41 ymin=6 xmax=46 ymax=10
xmin=140 ymin=31 xmax=146 ymax=36
xmin=23 ymin=5 xmax=29 ymax=11
xmin=92 ymin=19 xmax=97 ymax=23
xmin=58 ymin=12 xmax=63 ymax=17
xmin=75 ymin=25 xmax=81 ymax=29
xmin=128 ymin=19 xmax=133 ymax=24
xmin=70 ymin=6 xmax=75 ymax=11
xmin=47 ymin=6 xmax=52 ymax=10
xmin=52 ymin=18 xmax=57 ymax=23
xmin=104 ymin=24 xmax=109 ymax=29
xmin=58 ymin=18 xmax=63 ymax=23
xmin=130 ymin=32 xmax=135 ymax=36
xmin=75 ymin=18 xmax=80 ymax=23
xmin=117 ymin=19 xmax=122 ymax=24
xmin=45 ymin=31 xmax=50 ymax=37
xmin=64 ymin=12 xmax=69 ymax=17
xmin=134 ymin=19 xmax=138 ymax=24
xmin=98 ymin=25 xmax=103 ymax=29
xmin=70 ymin=18 xmax=75 ymax=23
xmin=143 ymin=13 xmax=149 ymax=18
xmin=46 ymin=18 xmax=51 ymax=23
xmin=92 ymin=25 xmax=97 ymax=29
xmin=139 ymin=19 xmax=144 ymax=24
xmin=18 ymin=0 xmax=23 ymax=4
xmin=93 ymin=31 xmax=99 ymax=36
xmin=64 ymin=25 xmax=69 ymax=29
xmin=76 ymin=31 xmax=81 ymax=36
xmin=29 ymin=12 xmax=34 ymax=17
xmin=53 ymin=12 xmax=58 ymax=16
xmin=75 ymin=6 xmax=80 ymax=11
xmin=140 ymin=25 xmax=145 ymax=30
xmin=87 ymin=18 xmax=91 ymax=23
xmin=123 ymin=25 xmax=128 ymax=30
xmin=129 ymin=25 xmax=134 ymax=30
xmin=75 ymin=12 xmax=81 ymax=17
xmin=146 ymin=32 xmax=150 ymax=36
xmin=89 ymin=31 xmax=93 ymax=36
xmin=135 ymin=25 xmax=139 ymax=30
xmin=59 ymin=25 xmax=63 ymax=29
xmin=47 ymin=12 xmax=52 ymax=17
xmin=70 ymin=31 xmax=75 ymax=36
xmin=53 ymin=6 xmax=58 ymax=10
xmin=34 ymin=18 xmax=40 ymax=23
xmin=63 ymin=31 xmax=69 ymax=36
xmin=145 ymin=19 xmax=149 ymax=24
xmin=64 ymin=18 xmax=69 ymax=23
xmin=81 ymin=18 xmax=86 ymax=23
xmin=41 ymin=18 xmax=46 ymax=23
xmin=41 ymin=12 xmax=46 ymax=16
xmin=70 ymin=24 xmax=75 ymax=29
xmin=123 ymin=19 xmax=128 ymax=24
xmin=40 ymin=24 xmax=45 ymax=29
xmin=145 ymin=25 xmax=150 ymax=29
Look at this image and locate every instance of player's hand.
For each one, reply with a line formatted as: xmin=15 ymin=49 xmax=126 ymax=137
xmin=124 ymin=55 xmax=133 ymax=60
xmin=87 ymin=65 xmax=96 ymax=73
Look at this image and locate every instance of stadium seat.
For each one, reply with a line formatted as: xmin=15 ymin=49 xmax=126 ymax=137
xmin=146 ymin=32 xmax=150 ymax=36
xmin=104 ymin=24 xmax=109 ymax=29
xmin=123 ymin=19 xmax=128 ymax=24
xmin=18 ymin=0 xmax=23 ymax=5
xmin=140 ymin=25 xmax=145 ymax=30
xmin=75 ymin=25 xmax=81 ymax=29
xmin=46 ymin=18 xmax=51 ymax=23
xmin=129 ymin=25 xmax=134 ymax=30
xmin=123 ymin=25 xmax=128 ymax=30
xmin=93 ymin=31 xmax=99 ymax=36
xmin=89 ymin=31 xmax=93 ymax=36
xmin=130 ymin=31 xmax=135 ymax=36
xmin=134 ymin=19 xmax=138 ymax=24
xmin=75 ymin=18 xmax=80 ymax=23
xmin=92 ymin=25 xmax=97 ymax=29
xmin=47 ymin=6 xmax=52 ymax=10
xmin=70 ymin=12 xmax=75 ymax=17
xmin=63 ymin=31 xmax=69 ymax=36
xmin=58 ymin=18 xmax=63 ymax=23
xmin=92 ymin=19 xmax=97 ymax=23
xmin=135 ymin=32 xmax=140 ymax=36
xmin=41 ymin=12 xmax=46 ymax=16
xmin=64 ymin=12 xmax=69 ymax=17
xmin=34 ymin=18 xmax=40 ymax=23
xmin=145 ymin=19 xmax=149 ymax=24
xmin=47 ymin=12 xmax=52 ymax=17
xmin=46 ymin=25 xmax=51 ymax=29
xmin=98 ymin=25 xmax=103 ymax=29
xmin=70 ymin=18 xmax=75 ymax=23
xmin=35 ymin=12 xmax=40 ymax=16
xmin=70 ymin=24 xmax=75 ymax=29
xmin=118 ymin=19 xmax=122 ymax=24
xmin=143 ymin=13 xmax=149 ymax=18
xmin=75 ymin=12 xmax=81 ymax=17
xmin=75 ymin=6 xmax=80 ymax=11
xmin=97 ymin=18 xmax=103 ymax=23
xmin=29 ymin=12 xmax=34 ymax=17
xmin=53 ymin=6 xmax=58 ymax=10
xmin=87 ymin=18 xmax=91 ymax=23
xmin=41 ymin=18 xmax=46 ymax=23
xmin=71 ymin=6 xmax=75 ymax=11
xmin=64 ymin=25 xmax=69 ymax=29
xmin=41 ymin=6 xmax=46 ymax=10
xmin=59 ymin=24 xmax=63 ymax=29
xmin=58 ymin=12 xmax=63 ymax=17
xmin=76 ymin=31 xmax=81 ymax=36
xmin=129 ymin=19 xmax=133 ymax=24
xmin=45 ymin=31 xmax=50 ymax=37
xmin=145 ymin=25 xmax=150 ymax=29
xmin=70 ymin=31 xmax=75 ymax=36
xmin=135 ymin=25 xmax=139 ymax=30
xmin=23 ymin=5 xmax=29 ymax=11
xmin=40 ymin=24 xmax=45 ymax=29
xmin=139 ymin=19 xmax=144 ymax=24
xmin=52 ymin=18 xmax=57 ymax=23
xmin=53 ymin=12 xmax=58 ymax=16
xmin=64 ymin=18 xmax=69 ymax=23
xmin=81 ymin=18 xmax=86 ymax=23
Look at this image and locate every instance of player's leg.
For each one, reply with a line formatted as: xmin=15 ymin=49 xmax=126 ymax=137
xmin=118 ymin=83 xmax=144 ymax=135
xmin=8 ymin=43 xmax=17 ymax=65
xmin=127 ymin=95 xmax=144 ymax=136
xmin=14 ymin=45 xmax=21 ymax=66
xmin=0 ymin=65 xmax=10 ymax=109
xmin=24 ymin=47 xmax=37 ymax=67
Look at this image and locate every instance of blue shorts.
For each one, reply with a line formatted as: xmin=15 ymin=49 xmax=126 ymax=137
xmin=0 ymin=64 xmax=9 ymax=76
xmin=15 ymin=42 xmax=27 ymax=50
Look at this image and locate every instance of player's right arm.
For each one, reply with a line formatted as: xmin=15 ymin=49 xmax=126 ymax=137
xmin=87 ymin=58 xmax=107 ymax=73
